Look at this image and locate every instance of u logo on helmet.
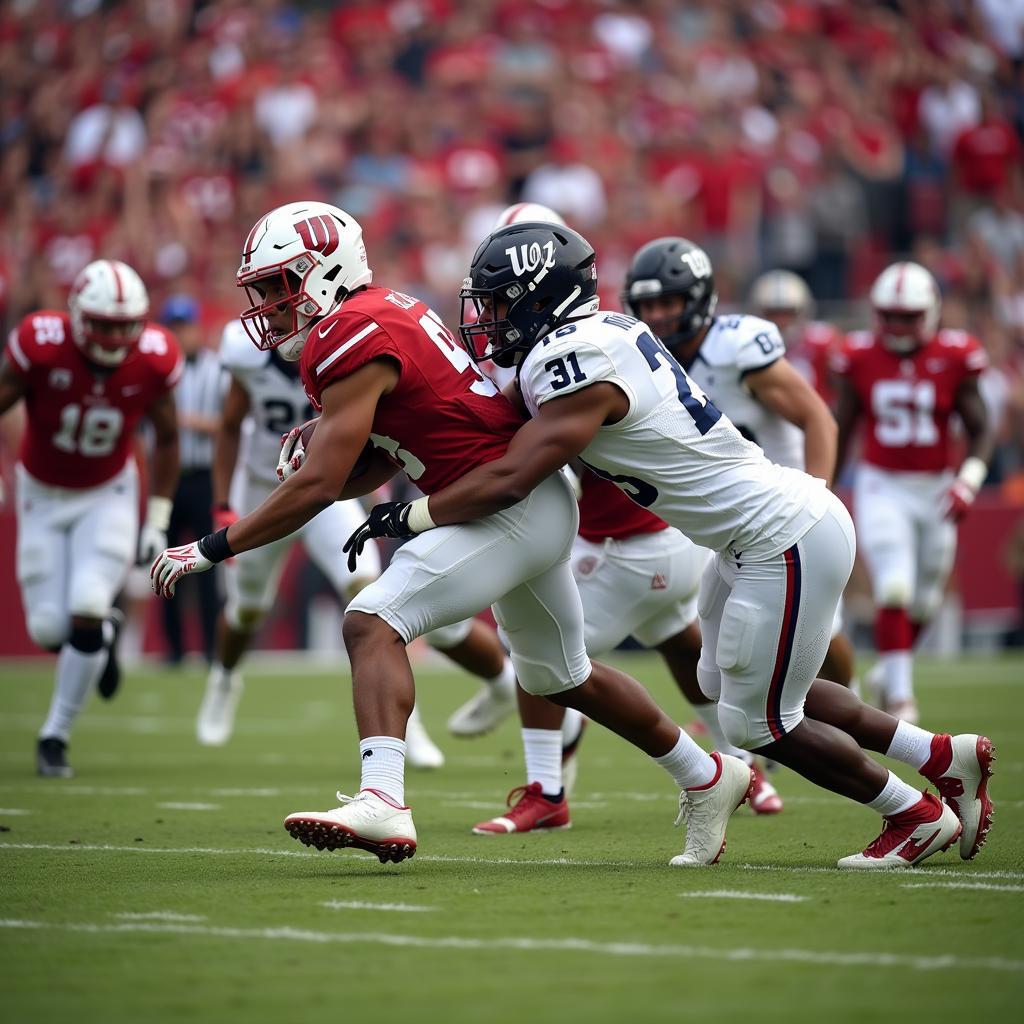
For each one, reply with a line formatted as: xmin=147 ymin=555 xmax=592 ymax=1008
xmin=506 ymin=240 xmax=556 ymax=278
xmin=294 ymin=215 xmax=340 ymax=257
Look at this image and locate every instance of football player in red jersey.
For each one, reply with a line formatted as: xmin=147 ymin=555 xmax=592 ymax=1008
xmin=833 ymin=261 xmax=992 ymax=722
xmin=151 ymin=201 xmax=754 ymax=866
xmin=0 ymin=259 xmax=181 ymax=777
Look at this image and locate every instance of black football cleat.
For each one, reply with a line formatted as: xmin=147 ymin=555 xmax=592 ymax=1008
xmin=97 ymin=609 xmax=125 ymax=700
xmin=37 ymin=737 xmax=74 ymax=778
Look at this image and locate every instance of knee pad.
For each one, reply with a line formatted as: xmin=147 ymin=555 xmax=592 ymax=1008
xmin=68 ymin=623 xmax=104 ymax=653
xmin=877 ymin=577 xmax=912 ymax=608
xmin=718 ymin=702 xmax=756 ymax=749
xmin=424 ymin=618 xmax=474 ymax=651
xmin=696 ymin=658 xmax=721 ymax=702
xmin=225 ymin=602 xmax=265 ymax=633
xmin=26 ymin=606 xmax=68 ymax=650
xmin=512 ymin=653 xmax=590 ymax=698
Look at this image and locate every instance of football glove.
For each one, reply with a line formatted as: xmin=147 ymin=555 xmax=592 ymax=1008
xmin=941 ymin=479 xmax=976 ymax=523
xmin=343 ymin=501 xmax=414 ymax=572
xmin=150 ymin=541 xmax=214 ymax=598
xmin=277 ymin=426 xmax=305 ymax=482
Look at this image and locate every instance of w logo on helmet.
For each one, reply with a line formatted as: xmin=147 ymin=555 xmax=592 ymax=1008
xmin=506 ymin=240 xmax=556 ymax=279
xmin=294 ymin=215 xmax=340 ymax=257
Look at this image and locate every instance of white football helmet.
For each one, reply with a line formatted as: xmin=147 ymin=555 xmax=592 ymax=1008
xmin=870 ymin=261 xmax=940 ymax=353
xmin=68 ymin=259 xmax=149 ymax=367
xmin=237 ymin=201 xmax=372 ymax=361
xmin=749 ymin=270 xmax=813 ymax=318
xmin=493 ymin=202 xmax=566 ymax=229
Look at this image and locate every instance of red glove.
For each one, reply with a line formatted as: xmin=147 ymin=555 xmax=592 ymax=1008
xmin=941 ymin=479 xmax=975 ymax=523
xmin=213 ymin=503 xmax=239 ymax=532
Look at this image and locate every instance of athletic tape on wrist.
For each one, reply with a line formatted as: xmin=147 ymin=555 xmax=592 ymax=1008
xmin=146 ymin=496 xmax=173 ymax=532
xmin=406 ymin=496 xmax=437 ymax=534
xmin=956 ymin=456 xmax=987 ymax=493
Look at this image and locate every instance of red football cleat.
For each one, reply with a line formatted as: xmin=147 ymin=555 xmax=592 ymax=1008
xmin=748 ymin=765 xmax=783 ymax=815
xmin=472 ymin=782 xmax=570 ymax=835
xmin=920 ymin=733 xmax=995 ymax=860
xmin=838 ymin=792 xmax=961 ymax=869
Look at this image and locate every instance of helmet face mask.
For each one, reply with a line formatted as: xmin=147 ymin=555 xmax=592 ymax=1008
xmin=622 ymin=238 xmax=717 ymax=354
xmin=69 ymin=259 xmax=150 ymax=367
xmin=237 ymin=202 xmax=372 ymax=359
xmin=459 ymin=222 xmax=598 ymax=369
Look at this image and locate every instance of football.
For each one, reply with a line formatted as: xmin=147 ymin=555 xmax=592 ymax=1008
xmin=298 ymin=418 xmax=317 ymax=452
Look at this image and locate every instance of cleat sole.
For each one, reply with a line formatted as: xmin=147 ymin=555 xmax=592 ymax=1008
xmin=283 ymin=816 xmax=416 ymax=863
xmin=964 ymin=736 xmax=995 ymax=861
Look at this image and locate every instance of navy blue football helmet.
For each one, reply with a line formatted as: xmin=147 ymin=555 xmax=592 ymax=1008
xmin=459 ymin=222 xmax=598 ymax=369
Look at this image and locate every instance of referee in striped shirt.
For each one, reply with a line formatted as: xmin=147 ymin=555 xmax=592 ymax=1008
xmin=159 ymin=295 xmax=224 ymax=665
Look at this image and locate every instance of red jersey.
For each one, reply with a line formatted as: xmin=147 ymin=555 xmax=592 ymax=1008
xmin=7 ymin=311 xmax=181 ymax=489
xmin=787 ymin=320 xmax=843 ymax=407
xmin=831 ymin=328 xmax=987 ymax=473
xmin=299 ymin=286 xmax=524 ymax=494
xmin=578 ymin=470 xmax=668 ymax=543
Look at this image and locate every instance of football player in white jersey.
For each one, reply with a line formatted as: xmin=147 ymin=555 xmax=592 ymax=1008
xmin=198 ymin=321 xmax=442 ymax=765
xmin=622 ymin=238 xmax=857 ymax=693
xmin=347 ymin=222 xmax=995 ymax=869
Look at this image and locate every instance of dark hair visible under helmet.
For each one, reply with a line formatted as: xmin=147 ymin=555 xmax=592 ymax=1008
xmin=459 ymin=222 xmax=599 ymax=369
xmin=621 ymin=237 xmax=717 ymax=352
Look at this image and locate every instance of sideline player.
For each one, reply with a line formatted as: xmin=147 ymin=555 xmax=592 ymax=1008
xmin=0 ymin=259 xmax=181 ymax=776
xmin=832 ymin=261 xmax=992 ymax=722
xmin=151 ymin=201 xmax=753 ymax=868
xmin=348 ymin=221 xmax=995 ymax=868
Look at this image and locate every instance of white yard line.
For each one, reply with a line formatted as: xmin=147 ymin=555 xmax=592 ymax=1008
xmin=681 ymin=890 xmax=807 ymax=903
xmin=2 ymin=842 xmax=1021 ymax=879
xmin=0 ymin=919 xmax=1019 ymax=973
xmin=901 ymin=882 xmax=1024 ymax=893
xmin=114 ymin=912 xmax=207 ymax=922
xmin=0 ymin=809 xmax=32 ymax=816
xmin=322 ymin=900 xmax=435 ymax=913
xmin=156 ymin=803 xmax=221 ymax=812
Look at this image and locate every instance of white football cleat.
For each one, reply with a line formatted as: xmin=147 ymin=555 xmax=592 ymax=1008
xmin=196 ymin=667 xmax=243 ymax=746
xmin=921 ymin=733 xmax=995 ymax=860
xmin=837 ymin=792 xmax=961 ymax=870
xmin=284 ymin=789 xmax=417 ymax=863
xmin=669 ymin=753 xmax=754 ymax=867
xmin=406 ymin=704 xmax=444 ymax=769
xmin=447 ymin=674 xmax=517 ymax=738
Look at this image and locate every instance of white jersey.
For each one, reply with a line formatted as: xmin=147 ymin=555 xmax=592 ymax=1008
xmin=685 ymin=314 xmax=805 ymax=470
xmin=518 ymin=311 xmax=830 ymax=560
xmin=219 ymin=320 xmax=315 ymax=484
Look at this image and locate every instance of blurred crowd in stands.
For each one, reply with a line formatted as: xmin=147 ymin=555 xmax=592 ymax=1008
xmin=1 ymin=0 xmax=1023 ymax=478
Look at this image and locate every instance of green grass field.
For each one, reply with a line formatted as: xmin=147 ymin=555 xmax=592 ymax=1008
xmin=1 ymin=652 xmax=1022 ymax=1022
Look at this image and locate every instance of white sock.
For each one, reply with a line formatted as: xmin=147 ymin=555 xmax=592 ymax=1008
xmin=102 ymin=618 xmax=115 ymax=647
xmin=359 ymin=736 xmax=406 ymax=806
xmin=885 ymin=720 xmax=935 ymax=770
xmin=39 ymin=644 xmax=105 ymax=741
xmin=654 ymin=728 xmax=718 ymax=790
xmin=692 ymin=703 xmax=753 ymax=765
xmin=487 ymin=657 xmax=517 ymax=696
xmin=866 ymin=770 xmax=921 ymax=816
xmin=880 ymin=651 xmax=914 ymax=703
xmin=522 ymin=728 xmax=563 ymax=796
xmin=560 ymin=707 xmax=585 ymax=749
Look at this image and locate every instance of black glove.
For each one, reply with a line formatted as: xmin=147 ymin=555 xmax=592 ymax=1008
xmin=343 ymin=501 xmax=414 ymax=572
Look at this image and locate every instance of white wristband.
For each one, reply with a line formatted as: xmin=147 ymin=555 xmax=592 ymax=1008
xmin=406 ymin=496 xmax=437 ymax=534
xmin=146 ymin=496 xmax=173 ymax=531
xmin=956 ymin=457 xmax=987 ymax=493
